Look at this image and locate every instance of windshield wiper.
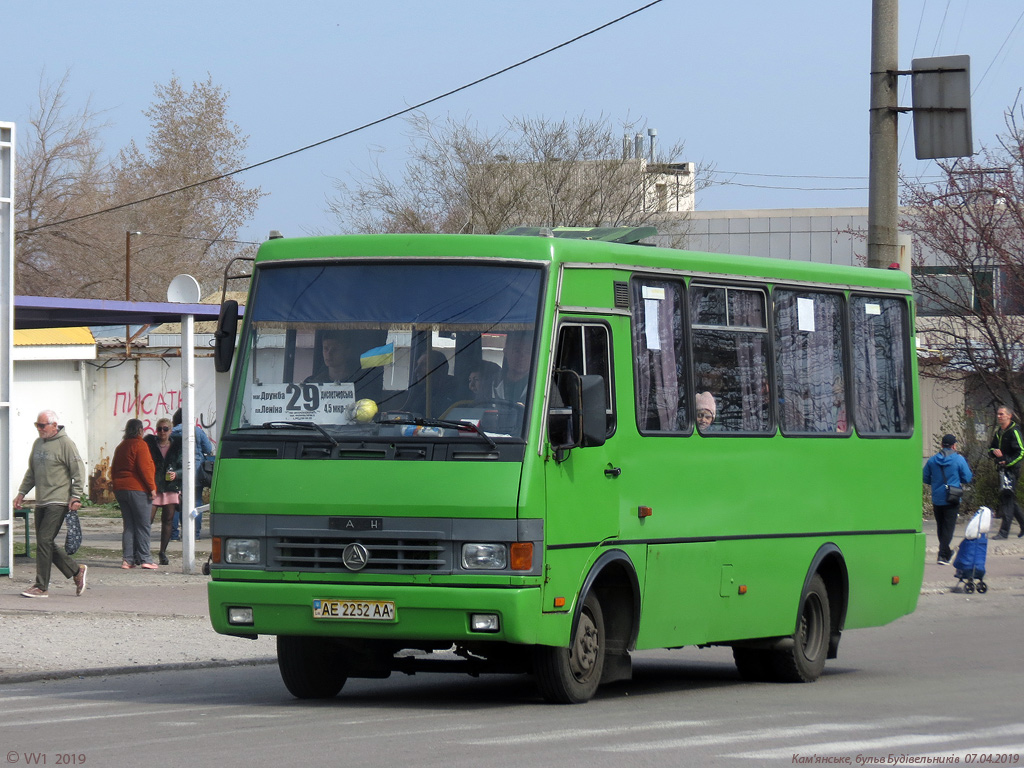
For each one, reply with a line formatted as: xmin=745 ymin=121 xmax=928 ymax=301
xmin=387 ymin=417 xmax=497 ymax=450
xmin=258 ymin=420 xmax=339 ymax=447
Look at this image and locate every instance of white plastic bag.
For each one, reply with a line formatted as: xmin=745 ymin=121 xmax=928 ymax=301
xmin=964 ymin=506 xmax=992 ymax=540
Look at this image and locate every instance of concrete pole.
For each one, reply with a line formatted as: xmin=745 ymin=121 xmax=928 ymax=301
xmin=868 ymin=0 xmax=900 ymax=269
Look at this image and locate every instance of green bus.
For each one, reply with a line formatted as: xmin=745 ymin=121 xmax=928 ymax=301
xmin=207 ymin=228 xmax=924 ymax=703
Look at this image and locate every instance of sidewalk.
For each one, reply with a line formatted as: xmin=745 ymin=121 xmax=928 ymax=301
xmin=0 ymin=513 xmax=276 ymax=682
xmin=1 ymin=514 xmax=1022 ymax=684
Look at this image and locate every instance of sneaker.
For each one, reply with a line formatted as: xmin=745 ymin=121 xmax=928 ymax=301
xmin=21 ymin=586 xmax=48 ymax=598
xmin=74 ymin=565 xmax=88 ymax=596
xmin=170 ymin=533 xmax=181 ymax=542
xmin=937 ymin=557 xmax=950 ymax=565
xmin=140 ymin=563 xmax=159 ymax=570
xmin=995 ymin=532 xmax=1009 ymax=540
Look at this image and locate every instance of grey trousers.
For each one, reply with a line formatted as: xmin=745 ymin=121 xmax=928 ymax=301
xmin=115 ymin=489 xmax=153 ymax=565
xmin=33 ymin=504 xmax=80 ymax=591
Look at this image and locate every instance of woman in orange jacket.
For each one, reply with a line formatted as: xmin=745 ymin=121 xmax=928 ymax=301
xmin=111 ymin=419 xmax=157 ymax=569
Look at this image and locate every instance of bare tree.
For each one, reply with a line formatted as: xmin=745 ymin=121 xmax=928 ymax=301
xmin=15 ymin=72 xmax=264 ymax=301
xmin=110 ymin=75 xmax=265 ymax=301
xmin=903 ymin=96 xmax=1024 ymax=417
xmin=14 ymin=72 xmax=114 ymax=297
xmin=329 ymin=113 xmax=711 ymax=237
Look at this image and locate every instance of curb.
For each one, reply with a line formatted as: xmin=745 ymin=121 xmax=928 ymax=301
xmin=0 ymin=656 xmax=276 ymax=685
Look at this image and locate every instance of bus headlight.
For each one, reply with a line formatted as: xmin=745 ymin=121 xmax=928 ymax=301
xmin=224 ymin=538 xmax=261 ymax=564
xmin=462 ymin=543 xmax=507 ymax=570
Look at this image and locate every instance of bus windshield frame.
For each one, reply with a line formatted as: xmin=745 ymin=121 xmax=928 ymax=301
xmin=227 ymin=259 xmax=546 ymax=444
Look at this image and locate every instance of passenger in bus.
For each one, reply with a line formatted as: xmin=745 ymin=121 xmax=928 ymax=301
xmin=495 ymin=330 xmax=533 ymax=404
xmin=695 ymin=391 xmax=717 ymax=433
xmin=306 ymin=331 xmax=384 ymax=402
xmin=401 ymin=350 xmax=456 ymax=417
xmin=467 ymin=360 xmax=501 ymax=400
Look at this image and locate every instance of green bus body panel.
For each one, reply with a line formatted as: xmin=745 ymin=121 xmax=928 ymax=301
xmin=210 ymin=232 xmax=923 ymax=658
xmin=213 ymin=457 xmax=521 ymax=519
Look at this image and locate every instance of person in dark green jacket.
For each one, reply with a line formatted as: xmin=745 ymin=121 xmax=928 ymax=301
xmin=989 ymin=404 xmax=1024 ymax=539
xmin=13 ymin=410 xmax=88 ymax=597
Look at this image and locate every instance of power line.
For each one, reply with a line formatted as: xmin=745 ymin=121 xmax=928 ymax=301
xmin=18 ymin=0 xmax=665 ymax=237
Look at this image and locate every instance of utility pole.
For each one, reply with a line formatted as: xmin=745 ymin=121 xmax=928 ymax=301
xmin=867 ymin=0 xmax=900 ymax=269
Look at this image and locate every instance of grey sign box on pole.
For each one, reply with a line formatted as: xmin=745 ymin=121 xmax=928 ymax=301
xmin=911 ymin=55 xmax=973 ymax=160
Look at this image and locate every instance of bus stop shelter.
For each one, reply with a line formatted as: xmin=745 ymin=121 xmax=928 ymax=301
xmin=1 ymin=294 xmax=239 ymax=577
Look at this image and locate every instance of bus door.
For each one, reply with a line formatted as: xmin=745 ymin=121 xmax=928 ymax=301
xmin=544 ymin=319 xmax=620 ymax=549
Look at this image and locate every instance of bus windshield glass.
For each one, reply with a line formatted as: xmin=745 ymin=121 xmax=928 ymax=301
xmin=233 ymin=261 xmax=544 ymax=442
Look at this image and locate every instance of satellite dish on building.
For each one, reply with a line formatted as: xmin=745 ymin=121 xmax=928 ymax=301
xmin=167 ymin=274 xmax=201 ymax=304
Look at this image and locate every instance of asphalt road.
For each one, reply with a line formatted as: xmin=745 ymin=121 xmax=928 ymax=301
xmin=2 ymin=583 xmax=1022 ymax=768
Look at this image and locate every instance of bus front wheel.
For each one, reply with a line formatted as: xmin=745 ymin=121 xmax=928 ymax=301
xmin=277 ymin=636 xmax=348 ymax=699
xmin=534 ymin=592 xmax=606 ymax=704
xmin=769 ymin=573 xmax=831 ymax=683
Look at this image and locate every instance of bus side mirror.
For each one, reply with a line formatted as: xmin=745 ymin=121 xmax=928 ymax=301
xmin=214 ymin=299 xmax=239 ymax=373
xmin=549 ymin=371 xmax=606 ymax=462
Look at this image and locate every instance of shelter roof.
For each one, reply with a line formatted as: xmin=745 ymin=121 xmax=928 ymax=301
xmin=13 ymin=295 xmax=241 ymax=330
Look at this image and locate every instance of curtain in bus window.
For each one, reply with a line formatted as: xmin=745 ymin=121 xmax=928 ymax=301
xmin=851 ymin=295 xmax=910 ymax=434
xmin=691 ymin=285 xmax=770 ymax=433
xmin=774 ymin=291 xmax=848 ymax=433
xmin=631 ymin=280 xmax=686 ymax=432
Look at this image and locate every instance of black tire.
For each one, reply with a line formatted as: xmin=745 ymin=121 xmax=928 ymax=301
xmin=732 ymin=647 xmax=774 ymax=682
xmin=534 ymin=592 xmax=606 ymax=704
xmin=277 ymin=636 xmax=348 ymax=699
xmin=977 ymin=581 xmax=987 ymax=594
xmin=767 ymin=574 xmax=831 ymax=683
xmin=964 ymin=581 xmax=975 ymax=594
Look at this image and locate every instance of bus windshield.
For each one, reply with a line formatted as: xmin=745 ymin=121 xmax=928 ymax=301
xmin=233 ymin=261 xmax=544 ymax=442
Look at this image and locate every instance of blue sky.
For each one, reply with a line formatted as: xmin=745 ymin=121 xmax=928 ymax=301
xmin=3 ymin=0 xmax=1022 ymax=248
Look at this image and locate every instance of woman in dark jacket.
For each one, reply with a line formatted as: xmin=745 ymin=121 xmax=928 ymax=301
xmin=145 ymin=416 xmax=182 ymax=565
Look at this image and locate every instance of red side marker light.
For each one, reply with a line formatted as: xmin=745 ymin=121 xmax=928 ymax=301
xmin=892 ymin=576 xmax=900 ymax=585
xmin=638 ymin=506 xmax=653 ymax=519
xmin=553 ymin=597 xmax=566 ymax=608
xmin=738 ymin=585 xmax=747 ymax=595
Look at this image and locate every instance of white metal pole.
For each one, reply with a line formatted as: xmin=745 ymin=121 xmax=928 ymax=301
xmin=1 ymin=122 xmax=15 ymax=577
xmin=181 ymin=312 xmax=196 ymax=573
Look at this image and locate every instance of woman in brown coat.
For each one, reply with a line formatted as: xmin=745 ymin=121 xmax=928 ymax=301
xmin=111 ymin=419 xmax=157 ymax=569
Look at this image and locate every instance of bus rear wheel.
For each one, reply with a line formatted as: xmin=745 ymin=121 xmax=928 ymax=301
xmin=769 ymin=574 xmax=831 ymax=683
xmin=277 ymin=636 xmax=348 ymax=699
xmin=534 ymin=592 xmax=606 ymax=704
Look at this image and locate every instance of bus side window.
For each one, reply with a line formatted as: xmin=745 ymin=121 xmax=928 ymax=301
xmin=554 ymin=323 xmax=615 ymax=436
xmin=631 ymin=279 xmax=688 ymax=433
xmin=850 ymin=295 xmax=912 ymax=435
xmin=690 ymin=284 xmax=772 ymax=434
xmin=774 ymin=290 xmax=849 ymax=434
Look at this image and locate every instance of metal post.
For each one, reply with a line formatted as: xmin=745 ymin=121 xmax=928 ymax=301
xmin=1 ymin=123 xmax=15 ymax=576
xmin=868 ymin=0 xmax=900 ymax=269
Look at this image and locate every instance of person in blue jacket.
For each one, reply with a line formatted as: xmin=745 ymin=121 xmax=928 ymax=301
xmin=170 ymin=408 xmax=215 ymax=540
xmin=923 ymin=434 xmax=973 ymax=565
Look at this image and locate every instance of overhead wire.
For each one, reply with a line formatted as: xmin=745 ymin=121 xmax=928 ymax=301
xmin=18 ymin=0 xmax=665 ymax=236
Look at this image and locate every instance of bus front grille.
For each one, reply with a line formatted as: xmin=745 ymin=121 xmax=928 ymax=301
xmin=270 ymin=536 xmax=447 ymax=572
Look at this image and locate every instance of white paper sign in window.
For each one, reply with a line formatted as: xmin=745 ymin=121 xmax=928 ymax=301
xmin=797 ymin=297 xmax=816 ymax=332
xmin=250 ymin=382 xmax=356 ymax=424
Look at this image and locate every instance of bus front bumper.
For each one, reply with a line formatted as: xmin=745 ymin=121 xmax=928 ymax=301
xmin=208 ymin=579 xmax=546 ymax=645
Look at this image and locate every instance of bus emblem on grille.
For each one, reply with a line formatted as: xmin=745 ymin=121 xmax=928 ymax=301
xmin=342 ymin=543 xmax=369 ymax=571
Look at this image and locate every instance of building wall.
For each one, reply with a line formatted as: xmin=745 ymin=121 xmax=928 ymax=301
xmin=84 ymin=356 xmax=219 ymax=503
xmin=657 ymin=207 xmax=869 ymax=266
xmin=10 ymin=360 xmax=90 ymax=501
